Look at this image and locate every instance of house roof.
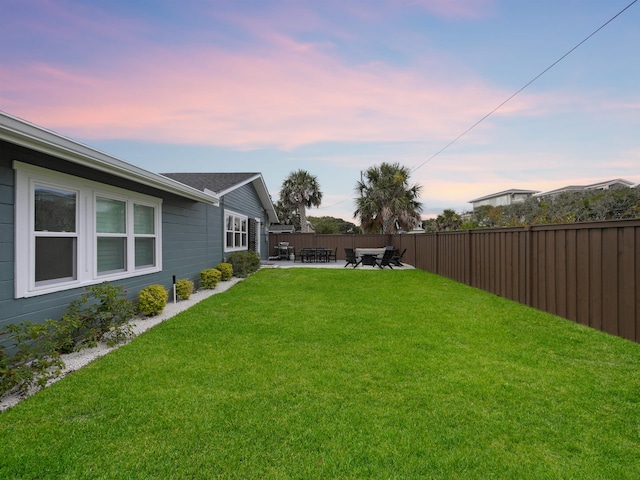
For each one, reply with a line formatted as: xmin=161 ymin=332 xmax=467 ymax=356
xmin=468 ymin=189 xmax=539 ymax=204
xmin=535 ymin=178 xmax=636 ymax=198
xmin=162 ymin=172 xmax=279 ymax=224
xmin=0 ymin=111 xmax=219 ymax=205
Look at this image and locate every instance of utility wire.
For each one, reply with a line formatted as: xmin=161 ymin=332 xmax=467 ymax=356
xmin=410 ymin=0 xmax=637 ymax=174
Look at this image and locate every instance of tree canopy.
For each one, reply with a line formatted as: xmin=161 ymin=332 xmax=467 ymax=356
xmin=426 ymin=186 xmax=640 ymax=232
xmin=308 ymin=216 xmax=358 ymax=234
xmin=354 ymin=162 xmax=423 ymax=234
xmin=279 ymin=170 xmax=323 ymax=233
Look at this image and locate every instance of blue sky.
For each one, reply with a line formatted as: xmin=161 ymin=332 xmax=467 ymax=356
xmin=1 ymin=0 xmax=638 ymax=221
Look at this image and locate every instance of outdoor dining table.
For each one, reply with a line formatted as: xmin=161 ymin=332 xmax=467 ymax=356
xmin=298 ymin=247 xmax=333 ymax=263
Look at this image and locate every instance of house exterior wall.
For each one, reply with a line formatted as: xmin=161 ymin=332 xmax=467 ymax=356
xmin=0 ymin=140 xmax=220 ymax=330
xmin=219 ymin=183 xmax=270 ymax=259
xmin=473 ymin=192 xmax=532 ymax=209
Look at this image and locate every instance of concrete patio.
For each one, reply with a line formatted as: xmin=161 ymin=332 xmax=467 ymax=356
xmin=261 ymin=259 xmax=415 ymax=270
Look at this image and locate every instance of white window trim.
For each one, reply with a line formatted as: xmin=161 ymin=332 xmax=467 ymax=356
xmin=224 ymin=210 xmax=248 ymax=253
xmin=14 ymin=161 xmax=163 ymax=298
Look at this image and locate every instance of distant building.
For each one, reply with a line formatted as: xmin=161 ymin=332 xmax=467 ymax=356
xmin=468 ymin=189 xmax=539 ymax=210
xmin=534 ymin=178 xmax=635 ymax=200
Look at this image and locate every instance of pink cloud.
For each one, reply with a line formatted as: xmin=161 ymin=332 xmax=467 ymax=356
xmin=397 ymin=0 xmax=496 ymax=19
xmin=2 ymin=36 xmax=539 ymax=151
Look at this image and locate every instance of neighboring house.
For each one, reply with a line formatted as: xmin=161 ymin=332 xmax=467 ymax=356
xmin=468 ymin=189 xmax=539 ymax=210
xmin=160 ymin=173 xmax=278 ymax=260
xmin=267 ymin=224 xmax=296 ymax=234
xmin=534 ymin=178 xmax=636 ymax=200
xmin=0 ymin=112 xmax=270 ymax=329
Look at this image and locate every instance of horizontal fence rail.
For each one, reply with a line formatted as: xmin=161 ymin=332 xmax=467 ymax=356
xmin=270 ymin=219 xmax=640 ymax=344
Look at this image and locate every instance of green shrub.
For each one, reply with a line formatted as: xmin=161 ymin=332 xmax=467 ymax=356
xmin=215 ymin=263 xmax=233 ymax=281
xmin=0 ymin=283 xmax=136 ymax=396
xmin=175 ymin=279 xmax=194 ymax=300
xmin=137 ymin=284 xmax=168 ymax=316
xmin=200 ymin=268 xmax=222 ymax=289
xmin=1 ymin=319 xmax=64 ymax=397
xmin=226 ymin=250 xmax=260 ymax=278
xmin=60 ymin=283 xmax=136 ymax=350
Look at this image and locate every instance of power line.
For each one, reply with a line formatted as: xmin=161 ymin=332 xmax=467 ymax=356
xmin=410 ymin=0 xmax=637 ymax=174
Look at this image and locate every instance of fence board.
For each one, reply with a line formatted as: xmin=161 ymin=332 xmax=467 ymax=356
xmin=576 ymin=228 xmax=590 ymax=327
xmin=619 ymin=227 xmax=636 ymax=341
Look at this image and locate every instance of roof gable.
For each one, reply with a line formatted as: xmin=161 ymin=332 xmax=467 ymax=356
xmin=468 ymin=189 xmax=539 ymax=204
xmin=162 ymin=172 xmax=278 ymax=223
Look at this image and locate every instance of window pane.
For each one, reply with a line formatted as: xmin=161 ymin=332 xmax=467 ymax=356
xmin=134 ymin=204 xmax=154 ymax=234
xmin=241 ymin=219 xmax=247 ymax=232
xmin=226 ymin=216 xmax=233 ymax=230
xmin=235 ymin=232 xmax=240 ymax=246
xmin=35 ymin=185 xmax=76 ymax=232
xmin=97 ymin=237 xmax=126 ymax=273
xmin=96 ymin=197 xmax=126 ymax=234
xmin=135 ymin=238 xmax=155 ymax=267
xmin=35 ymin=237 xmax=77 ymax=282
xmin=234 ymin=217 xmax=240 ymax=232
xmin=226 ymin=232 xmax=233 ymax=248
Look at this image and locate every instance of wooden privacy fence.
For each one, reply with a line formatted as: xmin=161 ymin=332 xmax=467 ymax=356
xmin=270 ymin=218 xmax=640 ymax=343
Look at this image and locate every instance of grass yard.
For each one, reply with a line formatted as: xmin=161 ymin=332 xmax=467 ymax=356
xmin=1 ymin=268 xmax=639 ymax=479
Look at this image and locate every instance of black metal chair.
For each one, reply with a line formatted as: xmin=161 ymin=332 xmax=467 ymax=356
xmin=344 ymin=248 xmax=360 ymax=268
xmin=327 ymin=247 xmax=337 ymax=262
xmin=375 ymin=248 xmax=395 ymax=269
xmin=391 ymin=248 xmax=406 ymax=266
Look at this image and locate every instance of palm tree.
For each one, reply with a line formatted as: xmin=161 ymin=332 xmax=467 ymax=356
xmin=435 ymin=209 xmax=462 ymax=231
xmin=354 ymin=162 xmax=422 ymax=234
xmin=280 ymin=170 xmax=323 ymax=233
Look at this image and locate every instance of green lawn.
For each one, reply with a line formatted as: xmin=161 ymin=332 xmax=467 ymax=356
xmin=1 ymin=268 xmax=639 ymax=479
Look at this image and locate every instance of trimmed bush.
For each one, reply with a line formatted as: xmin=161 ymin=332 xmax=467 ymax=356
xmin=175 ymin=279 xmax=194 ymax=300
xmin=215 ymin=263 xmax=233 ymax=281
xmin=227 ymin=250 xmax=260 ymax=278
xmin=137 ymin=284 xmax=168 ymax=316
xmin=200 ymin=268 xmax=222 ymax=289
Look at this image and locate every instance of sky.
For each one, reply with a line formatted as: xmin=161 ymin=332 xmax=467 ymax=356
xmin=1 ymin=0 xmax=638 ymax=222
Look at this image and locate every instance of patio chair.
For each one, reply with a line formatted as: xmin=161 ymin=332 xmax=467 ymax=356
xmin=391 ymin=248 xmax=407 ymax=266
xmin=375 ymin=248 xmax=395 ymax=269
xmin=327 ymin=247 xmax=337 ymax=262
xmin=344 ymin=248 xmax=360 ymax=268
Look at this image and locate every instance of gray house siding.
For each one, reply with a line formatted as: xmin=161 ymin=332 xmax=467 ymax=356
xmin=220 ymin=183 xmax=270 ymax=259
xmin=0 ymin=140 xmax=219 ymax=330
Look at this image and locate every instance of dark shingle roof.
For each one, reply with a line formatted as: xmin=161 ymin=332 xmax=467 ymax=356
xmin=161 ymin=172 xmax=260 ymax=194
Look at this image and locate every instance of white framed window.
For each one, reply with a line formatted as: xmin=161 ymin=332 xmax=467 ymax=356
xmin=14 ymin=162 xmax=162 ymax=298
xmin=224 ymin=210 xmax=247 ymax=252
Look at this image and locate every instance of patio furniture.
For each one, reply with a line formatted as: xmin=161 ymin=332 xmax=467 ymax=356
xmin=315 ymin=247 xmax=330 ymax=263
xmin=375 ymin=248 xmax=395 ymax=269
xmin=344 ymin=248 xmax=360 ymax=268
xmin=391 ymin=248 xmax=406 ymax=266
xmin=354 ymin=247 xmax=386 ymax=264
xmin=297 ymin=247 xmax=314 ymax=262
xmin=327 ymin=247 xmax=337 ymax=262
xmin=360 ymin=253 xmax=378 ymax=267
xmin=297 ymin=247 xmax=333 ymax=263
